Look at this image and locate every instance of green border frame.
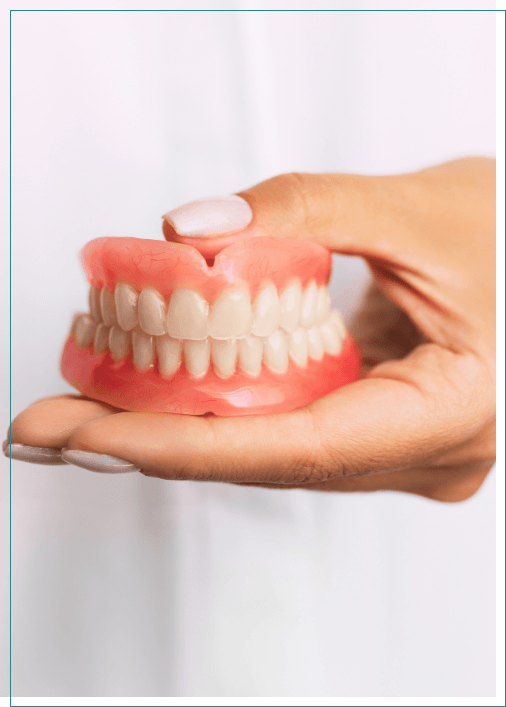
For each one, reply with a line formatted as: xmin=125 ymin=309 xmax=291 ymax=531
xmin=5 ymin=6 xmax=506 ymax=707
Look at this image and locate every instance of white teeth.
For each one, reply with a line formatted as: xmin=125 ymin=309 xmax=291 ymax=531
xmin=132 ymin=328 xmax=155 ymax=371
xmin=100 ymin=286 xmax=117 ymax=326
xmin=288 ymin=326 xmax=308 ymax=368
xmin=300 ymin=280 xmax=318 ymax=329
xmin=184 ymin=339 xmax=210 ymax=377
xmin=138 ymin=288 xmax=168 ymax=336
xmin=321 ymin=319 xmax=343 ymax=355
xmin=211 ymin=339 xmax=238 ymax=379
xmin=166 ymin=288 xmax=208 ymax=340
xmin=156 ymin=334 xmax=182 ymax=377
xmin=252 ymin=283 xmax=281 ymax=337
xmin=93 ymin=323 xmax=110 ymax=354
xmin=89 ymin=286 xmax=102 ymax=322
xmin=307 ymin=325 xmax=325 ymax=361
xmin=109 ymin=325 xmax=130 ymax=361
xmin=208 ymin=290 xmax=253 ymax=340
xmin=329 ymin=310 xmax=347 ymax=338
xmin=315 ymin=286 xmax=331 ymax=324
xmin=279 ymin=282 xmax=302 ymax=333
xmin=74 ymin=314 xmax=96 ymax=348
xmin=264 ymin=329 xmax=289 ymax=373
xmin=115 ymin=283 xmax=138 ymax=331
xmin=238 ymin=335 xmax=263 ymax=376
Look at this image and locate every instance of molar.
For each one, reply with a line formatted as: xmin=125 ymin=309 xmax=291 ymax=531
xmin=321 ymin=317 xmax=343 ymax=355
xmin=307 ymin=325 xmax=324 ymax=361
xmin=93 ymin=323 xmax=110 ymax=354
xmin=89 ymin=286 xmax=102 ymax=322
xmin=115 ymin=283 xmax=139 ymax=331
xmin=299 ymin=280 xmax=318 ymax=328
xmin=184 ymin=339 xmax=210 ymax=377
xmin=166 ymin=288 xmax=208 ymax=340
xmin=132 ymin=328 xmax=155 ymax=371
xmin=138 ymin=287 xmax=168 ymax=336
xmin=74 ymin=314 xmax=96 ymax=348
xmin=315 ymin=286 xmax=331 ymax=324
xmin=156 ymin=334 xmax=182 ymax=377
xmin=288 ymin=326 xmax=309 ymax=368
xmin=238 ymin=334 xmax=263 ymax=376
xmin=211 ymin=339 xmax=238 ymax=379
xmin=208 ymin=290 xmax=253 ymax=340
xmin=109 ymin=325 xmax=130 ymax=361
xmin=279 ymin=282 xmax=302 ymax=333
xmin=329 ymin=310 xmax=347 ymax=338
xmin=252 ymin=283 xmax=281 ymax=337
xmin=264 ymin=329 xmax=289 ymax=374
xmin=100 ymin=286 xmax=117 ymax=326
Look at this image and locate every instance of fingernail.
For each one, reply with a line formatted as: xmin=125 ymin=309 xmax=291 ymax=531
xmin=60 ymin=449 xmax=140 ymax=474
xmin=3 ymin=442 xmax=67 ymax=466
xmin=163 ymin=195 xmax=253 ymax=237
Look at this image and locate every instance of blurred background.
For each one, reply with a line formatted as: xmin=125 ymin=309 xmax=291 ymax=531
xmin=3 ymin=7 xmax=497 ymax=699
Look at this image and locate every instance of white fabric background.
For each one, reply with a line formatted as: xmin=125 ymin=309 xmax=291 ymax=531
xmin=3 ymin=8 xmax=497 ymax=699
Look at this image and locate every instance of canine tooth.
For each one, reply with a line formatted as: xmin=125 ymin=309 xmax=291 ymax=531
xmin=132 ymin=329 xmax=155 ymax=371
xmin=238 ymin=335 xmax=263 ymax=376
xmin=315 ymin=286 xmax=331 ymax=324
xmin=156 ymin=335 xmax=182 ymax=377
xmin=166 ymin=288 xmax=208 ymax=340
xmin=288 ymin=326 xmax=308 ymax=368
xmin=93 ymin=323 xmax=110 ymax=354
xmin=264 ymin=330 xmax=289 ymax=373
xmin=307 ymin=325 xmax=324 ymax=361
xmin=321 ymin=318 xmax=343 ymax=355
xmin=74 ymin=314 xmax=96 ymax=348
xmin=300 ymin=280 xmax=318 ymax=328
xmin=279 ymin=282 xmax=302 ymax=333
xmin=208 ymin=290 xmax=253 ymax=340
xmin=138 ymin=288 xmax=168 ymax=336
xmin=100 ymin=286 xmax=117 ymax=326
xmin=184 ymin=339 xmax=210 ymax=377
xmin=252 ymin=283 xmax=281 ymax=337
xmin=89 ymin=286 xmax=102 ymax=322
xmin=109 ymin=326 xmax=130 ymax=361
xmin=115 ymin=283 xmax=138 ymax=331
xmin=329 ymin=310 xmax=347 ymax=338
xmin=211 ymin=339 xmax=238 ymax=379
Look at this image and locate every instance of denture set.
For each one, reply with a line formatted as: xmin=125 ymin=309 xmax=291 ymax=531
xmin=61 ymin=236 xmax=360 ymax=415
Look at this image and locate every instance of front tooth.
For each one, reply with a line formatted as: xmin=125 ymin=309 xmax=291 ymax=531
xmin=288 ymin=326 xmax=308 ymax=368
xmin=321 ymin=318 xmax=343 ymax=355
xmin=115 ymin=283 xmax=138 ymax=331
xmin=74 ymin=314 xmax=96 ymax=348
xmin=138 ymin=288 xmax=168 ymax=336
xmin=156 ymin=335 xmax=182 ymax=377
xmin=211 ymin=339 xmax=237 ymax=379
xmin=329 ymin=310 xmax=347 ymax=338
xmin=252 ymin=283 xmax=281 ymax=337
xmin=132 ymin=329 xmax=155 ymax=371
xmin=300 ymin=280 xmax=318 ymax=328
xmin=208 ymin=290 xmax=253 ymax=340
xmin=279 ymin=282 xmax=302 ymax=333
xmin=93 ymin=323 xmax=110 ymax=354
xmin=264 ymin=329 xmax=289 ymax=373
xmin=184 ymin=339 xmax=210 ymax=377
xmin=166 ymin=288 xmax=208 ymax=340
xmin=100 ymin=286 xmax=117 ymax=326
xmin=315 ymin=286 xmax=331 ymax=324
xmin=307 ymin=325 xmax=324 ymax=361
xmin=88 ymin=286 xmax=102 ymax=322
xmin=108 ymin=326 xmax=130 ymax=361
xmin=238 ymin=335 xmax=263 ymax=376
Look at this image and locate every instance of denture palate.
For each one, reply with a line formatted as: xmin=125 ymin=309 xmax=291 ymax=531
xmin=75 ymin=281 xmax=346 ymax=379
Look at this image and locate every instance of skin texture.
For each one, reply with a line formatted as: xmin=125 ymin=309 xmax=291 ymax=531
xmin=8 ymin=158 xmax=496 ymax=502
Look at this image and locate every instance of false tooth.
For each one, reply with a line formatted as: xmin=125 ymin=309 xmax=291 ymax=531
xmin=109 ymin=326 xmax=130 ymax=361
xmin=138 ymin=288 xmax=168 ymax=336
xmin=211 ymin=339 xmax=238 ymax=379
xmin=132 ymin=329 xmax=155 ymax=371
xmin=100 ymin=286 xmax=117 ymax=326
xmin=307 ymin=325 xmax=324 ymax=361
xmin=300 ymin=280 xmax=318 ymax=328
xmin=279 ymin=281 xmax=302 ymax=333
xmin=238 ymin=335 xmax=263 ymax=376
xmin=74 ymin=314 xmax=96 ymax=348
xmin=264 ymin=330 xmax=289 ymax=373
xmin=321 ymin=317 xmax=343 ymax=355
xmin=329 ymin=310 xmax=347 ymax=338
xmin=88 ymin=286 xmax=102 ymax=322
xmin=252 ymin=284 xmax=281 ymax=337
xmin=184 ymin=339 xmax=210 ymax=377
xmin=166 ymin=288 xmax=208 ymax=340
xmin=315 ymin=286 xmax=331 ymax=324
xmin=93 ymin=323 xmax=110 ymax=354
xmin=115 ymin=283 xmax=138 ymax=331
xmin=288 ymin=326 xmax=308 ymax=368
xmin=208 ymin=290 xmax=253 ymax=340
xmin=156 ymin=335 xmax=182 ymax=377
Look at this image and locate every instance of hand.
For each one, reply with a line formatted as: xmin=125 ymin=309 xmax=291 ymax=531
xmin=6 ymin=158 xmax=495 ymax=501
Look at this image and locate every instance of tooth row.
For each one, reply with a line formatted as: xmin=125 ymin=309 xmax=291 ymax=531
xmin=87 ymin=279 xmax=332 ymax=342
xmin=72 ymin=311 xmax=347 ymax=379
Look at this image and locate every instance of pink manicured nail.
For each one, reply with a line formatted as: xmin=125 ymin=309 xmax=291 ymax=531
xmin=163 ymin=195 xmax=253 ymax=237
xmin=61 ymin=449 xmax=140 ymax=474
xmin=4 ymin=442 xmax=67 ymax=465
